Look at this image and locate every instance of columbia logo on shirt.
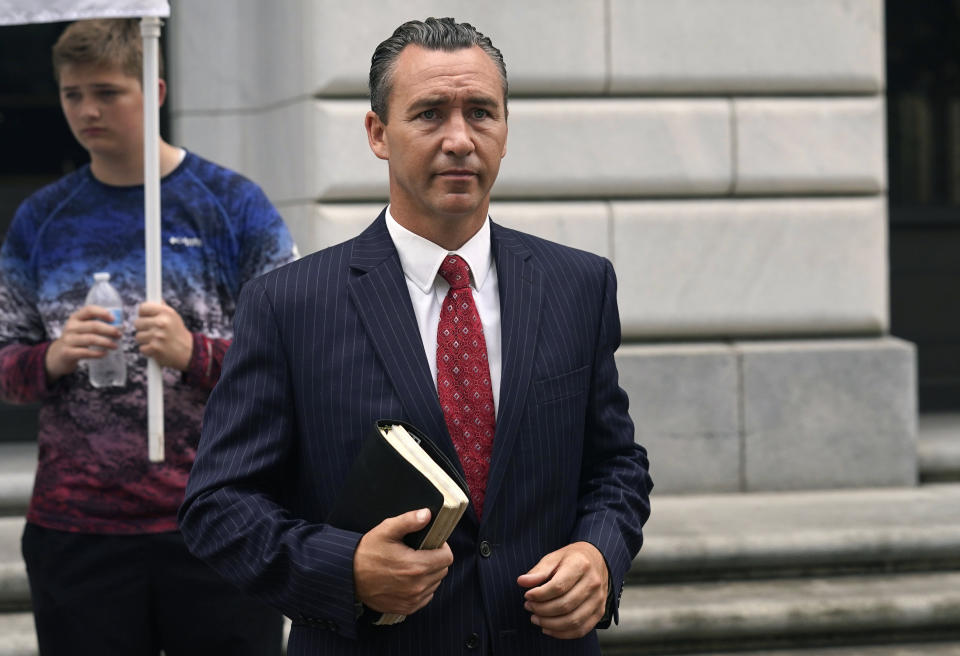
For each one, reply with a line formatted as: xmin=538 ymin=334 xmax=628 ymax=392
xmin=169 ymin=236 xmax=203 ymax=247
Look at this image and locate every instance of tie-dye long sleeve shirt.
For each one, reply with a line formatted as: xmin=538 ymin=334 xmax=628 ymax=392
xmin=0 ymin=152 xmax=298 ymax=534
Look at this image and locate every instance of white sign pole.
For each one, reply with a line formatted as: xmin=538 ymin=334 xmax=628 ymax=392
xmin=141 ymin=15 xmax=164 ymax=462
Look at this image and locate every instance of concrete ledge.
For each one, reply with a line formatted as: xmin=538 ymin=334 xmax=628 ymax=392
xmin=0 ymin=561 xmax=27 ymax=610
xmin=0 ymin=477 xmax=31 ymax=518
xmin=609 ymin=0 xmax=883 ymax=94
xmin=0 ymin=612 xmax=34 ymax=656
xmin=603 ymin=571 xmax=960 ymax=649
xmin=0 ymin=518 xmax=27 ymax=609
xmin=689 ymin=643 xmax=960 ymax=656
xmin=634 ymin=484 xmax=960 ymax=578
xmin=0 ymin=445 xmax=34 ymax=517
xmin=616 ymin=338 xmax=914 ymax=493
xmin=918 ymin=413 xmax=960 ymax=482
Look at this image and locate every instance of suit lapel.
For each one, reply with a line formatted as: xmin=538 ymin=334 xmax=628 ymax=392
xmin=346 ymin=213 xmax=454 ymax=468
xmin=347 ymin=216 xmax=542 ymax=527
xmin=483 ymin=223 xmax=542 ymax=522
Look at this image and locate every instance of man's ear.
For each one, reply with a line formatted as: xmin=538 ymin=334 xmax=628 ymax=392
xmin=365 ymin=110 xmax=389 ymax=161
xmin=157 ymin=78 xmax=167 ymax=107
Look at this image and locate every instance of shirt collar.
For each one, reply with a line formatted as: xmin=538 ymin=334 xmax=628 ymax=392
xmin=385 ymin=206 xmax=493 ymax=294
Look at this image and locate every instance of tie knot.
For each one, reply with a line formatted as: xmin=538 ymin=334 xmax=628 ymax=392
xmin=438 ymin=255 xmax=471 ymax=290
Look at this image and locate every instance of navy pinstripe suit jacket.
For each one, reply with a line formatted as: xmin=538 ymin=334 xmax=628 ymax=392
xmin=179 ymin=211 xmax=653 ymax=655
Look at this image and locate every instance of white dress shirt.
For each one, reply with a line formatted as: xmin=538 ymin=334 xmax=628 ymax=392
xmin=385 ymin=207 xmax=502 ymax=414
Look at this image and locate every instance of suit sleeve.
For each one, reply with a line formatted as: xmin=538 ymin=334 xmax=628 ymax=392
xmin=178 ymin=277 xmax=362 ymax=638
xmin=571 ymin=258 xmax=653 ymax=628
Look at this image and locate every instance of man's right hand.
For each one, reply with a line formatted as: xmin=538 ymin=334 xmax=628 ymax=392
xmin=353 ymin=508 xmax=454 ymax=616
xmin=45 ymin=305 xmax=122 ymax=382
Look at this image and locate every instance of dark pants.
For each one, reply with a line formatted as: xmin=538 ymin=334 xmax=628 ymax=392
xmin=21 ymin=522 xmax=283 ymax=656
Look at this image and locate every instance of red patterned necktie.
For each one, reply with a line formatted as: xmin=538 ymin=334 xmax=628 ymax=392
xmin=436 ymin=255 xmax=496 ymax=517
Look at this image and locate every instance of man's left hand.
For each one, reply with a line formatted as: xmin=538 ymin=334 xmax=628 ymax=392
xmin=516 ymin=541 xmax=609 ymax=639
xmin=134 ymin=301 xmax=193 ymax=371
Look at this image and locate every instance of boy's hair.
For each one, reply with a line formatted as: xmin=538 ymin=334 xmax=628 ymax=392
xmin=52 ymin=18 xmax=164 ymax=83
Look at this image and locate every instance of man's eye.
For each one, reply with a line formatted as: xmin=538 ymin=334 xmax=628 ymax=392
xmin=471 ymin=109 xmax=489 ymax=119
xmin=420 ymin=109 xmax=438 ymax=120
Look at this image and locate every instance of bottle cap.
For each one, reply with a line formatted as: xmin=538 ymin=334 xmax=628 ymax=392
xmin=93 ymin=272 xmax=110 ymax=282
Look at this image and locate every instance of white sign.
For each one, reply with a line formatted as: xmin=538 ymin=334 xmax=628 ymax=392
xmin=0 ymin=0 xmax=169 ymax=25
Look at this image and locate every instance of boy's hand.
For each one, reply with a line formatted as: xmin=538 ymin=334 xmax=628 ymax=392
xmin=45 ymin=305 xmax=121 ymax=381
xmin=135 ymin=301 xmax=193 ymax=371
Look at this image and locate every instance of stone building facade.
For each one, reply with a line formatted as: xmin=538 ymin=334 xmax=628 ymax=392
xmin=169 ymin=0 xmax=914 ymax=493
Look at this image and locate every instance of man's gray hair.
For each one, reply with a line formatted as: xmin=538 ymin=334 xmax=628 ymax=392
xmin=369 ymin=17 xmax=508 ymax=122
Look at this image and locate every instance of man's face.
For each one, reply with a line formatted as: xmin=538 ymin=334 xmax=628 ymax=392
xmin=59 ymin=63 xmax=144 ymax=162
xmin=366 ymin=45 xmax=508 ymax=237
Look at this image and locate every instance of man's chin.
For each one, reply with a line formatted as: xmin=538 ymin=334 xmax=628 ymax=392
xmin=434 ymin=201 xmax=486 ymax=221
xmin=433 ymin=191 xmax=489 ymax=215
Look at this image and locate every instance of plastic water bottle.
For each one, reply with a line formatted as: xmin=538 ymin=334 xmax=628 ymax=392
xmin=84 ymin=272 xmax=126 ymax=388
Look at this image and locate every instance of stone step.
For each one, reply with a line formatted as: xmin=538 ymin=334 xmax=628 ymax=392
xmin=601 ymin=571 xmax=960 ymax=654
xmin=2 ymin=486 xmax=960 ymax=602
xmin=0 ymin=444 xmax=34 ymax=517
xmin=632 ymin=483 xmax=960 ymax=581
xmin=0 ymin=612 xmax=36 ymax=656
xmin=919 ymin=413 xmax=960 ymax=483
xmin=0 ymin=518 xmax=27 ymax=611
xmin=691 ymin=644 xmax=960 ymax=656
xmin=2 ymin=597 xmax=959 ymax=656
xmin=3 ymin=508 xmax=960 ymax=654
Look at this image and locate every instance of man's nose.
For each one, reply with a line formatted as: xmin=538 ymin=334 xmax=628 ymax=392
xmin=441 ymin=114 xmax=475 ymax=157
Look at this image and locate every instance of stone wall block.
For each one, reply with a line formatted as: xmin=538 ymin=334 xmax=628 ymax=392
xmin=617 ymin=344 xmax=741 ymax=494
xmin=168 ymin=0 xmax=254 ymax=112
xmin=740 ymin=338 xmax=917 ymax=491
xmin=497 ymin=100 xmax=732 ymax=198
xmin=301 ymin=0 xmax=608 ymax=98
xmin=735 ymin=98 xmax=887 ymax=194
xmin=612 ymin=198 xmax=887 ymax=339
xmin=173 ymin=114 xmax=250 ymax=178
xmin=489 ymin=202 xmax=611 ymax=258
xmin=610 ymin=0 xmax=884 ymax=94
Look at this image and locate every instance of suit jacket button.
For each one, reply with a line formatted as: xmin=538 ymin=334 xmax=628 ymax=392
xmin=465 ymin=632 xmax=480 ymax=649
xmin=479 ymin=540 xmax=492 ymax=558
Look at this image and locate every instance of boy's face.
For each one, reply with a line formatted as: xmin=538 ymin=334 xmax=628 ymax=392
xmin=58 ymin=63 xmax=144 ymax=163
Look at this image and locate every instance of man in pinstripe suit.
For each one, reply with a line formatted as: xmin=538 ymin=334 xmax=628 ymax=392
xmin=179 ymin=17 xmax=652 ymax=655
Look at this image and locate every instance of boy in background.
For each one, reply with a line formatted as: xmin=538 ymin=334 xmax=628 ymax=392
xmin=0 ymin=18 xmax=296 ymax=655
